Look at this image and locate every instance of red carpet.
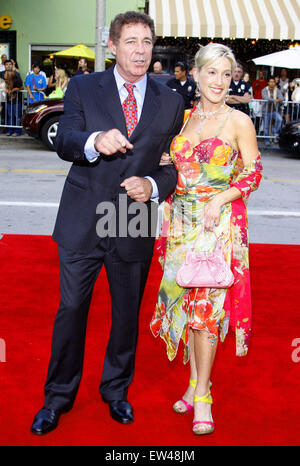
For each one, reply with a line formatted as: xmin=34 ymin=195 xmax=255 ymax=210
xmin=0 ymin=234 xmax=300 ymax=446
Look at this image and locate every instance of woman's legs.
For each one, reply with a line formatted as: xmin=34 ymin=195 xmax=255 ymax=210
xmin=173 ymin=328 xmax=197 ymax=412
xmin=193 ymin=330 xmax=218 ymax=433
xmin=173 ymin=327 xmax=218 ymax=429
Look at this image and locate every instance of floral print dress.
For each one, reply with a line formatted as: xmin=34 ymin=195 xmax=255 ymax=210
xmin=150 ymin=108 xmax=263 ymax=363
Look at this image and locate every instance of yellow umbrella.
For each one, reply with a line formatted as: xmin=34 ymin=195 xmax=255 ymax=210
xmin=54 ymin=43 xmax=95 ymax=60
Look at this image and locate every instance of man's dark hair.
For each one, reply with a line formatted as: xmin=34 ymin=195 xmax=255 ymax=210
xmin=79 ymin=57 xmax=88 ymax=64
xmin=269 ymin=75 xmax=276 ymax=81
xmin=175 ymin=61 xmax=187 ymax=72
xmin=4 ymin=59 xmax=12 ymax=65
xmin=32 ymin=62 xmax=41 ymax=69
xmin=109 ymin=11 xmax=155 ymax=44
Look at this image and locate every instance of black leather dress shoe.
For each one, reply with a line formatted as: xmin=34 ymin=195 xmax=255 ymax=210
xmin=31 ymin=407 xmax=62 ymax=435
xmin=103 ymin=399 xmax=134 ymax=424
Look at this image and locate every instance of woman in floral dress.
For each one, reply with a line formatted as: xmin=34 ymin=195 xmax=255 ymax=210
xmin=150 ymin=44 xmax=262 ymax=435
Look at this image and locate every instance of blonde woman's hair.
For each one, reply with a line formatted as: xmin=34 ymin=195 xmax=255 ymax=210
xmin=195 ymin=43 xmax=236 ymax=73
xmin=55 ymin=68 xmax=69 ymax=90
xmin=56 ymin=68 xmax=66 ymax=82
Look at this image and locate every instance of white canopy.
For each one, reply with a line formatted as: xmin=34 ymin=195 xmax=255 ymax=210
xmin=252 ymin=47 xmax=300 ymax=69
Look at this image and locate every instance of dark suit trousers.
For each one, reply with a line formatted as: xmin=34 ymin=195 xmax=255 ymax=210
xmin=44 ymin=237 xmax=152 ymax=412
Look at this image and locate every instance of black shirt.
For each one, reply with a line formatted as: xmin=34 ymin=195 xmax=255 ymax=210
xmin=166 ymin=77 xmax=196 ymax=109
xmin=228 ymin=79 xmax=251 ymax=115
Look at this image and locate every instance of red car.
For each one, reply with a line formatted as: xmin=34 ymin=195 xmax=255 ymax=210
xmin=21 ymin=98 xmax=64 ymax=151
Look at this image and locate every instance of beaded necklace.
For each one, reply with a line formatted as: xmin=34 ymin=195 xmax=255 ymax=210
xmin=193 ymin=100 xmax=226 ymax=134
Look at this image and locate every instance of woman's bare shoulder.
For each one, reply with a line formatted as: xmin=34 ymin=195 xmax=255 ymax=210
xmin=230 ymin=108 xmax=254 ymax=129
xmin=231 ymin=109 xmax=253 ymax=126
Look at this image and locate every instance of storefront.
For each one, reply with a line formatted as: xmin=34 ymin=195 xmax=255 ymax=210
xmin=2 ymin=0 xmax=299 ymax=81
xmin=0 ymin=15 xmax=15 ymax=62
xmin=148 ymin=0 xmax=300 ymax=76
xmin=1 ymin=0 xmax=146 ymax=80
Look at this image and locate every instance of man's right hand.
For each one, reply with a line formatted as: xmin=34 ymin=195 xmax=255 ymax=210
xmin=94 ymin=129 xmax=133 ymax=156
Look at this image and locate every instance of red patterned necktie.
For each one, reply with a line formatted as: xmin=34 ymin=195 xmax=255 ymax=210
xmin=122 ymin=83 xmax=138 ymax=137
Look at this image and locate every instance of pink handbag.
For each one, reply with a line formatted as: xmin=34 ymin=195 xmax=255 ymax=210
xmin=176 ymin=229 xmax=234 ymax=289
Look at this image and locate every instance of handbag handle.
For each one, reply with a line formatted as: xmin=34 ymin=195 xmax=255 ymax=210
xmin=191 ymin=226 xmax=220 ymax=252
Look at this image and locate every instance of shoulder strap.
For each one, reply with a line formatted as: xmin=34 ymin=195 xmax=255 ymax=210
xmin=215 ymin=108 xmax=234 ymax=138
xmin=180 ymin=106 xmax=196 ymax=133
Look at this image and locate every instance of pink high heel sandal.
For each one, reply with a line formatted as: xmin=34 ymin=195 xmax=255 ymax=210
xmin=192 ymin=391 xmax=215 ymax=435
xmin=173 ymin=379 xmax=196 ymax=414
xmin=173 ymin=380 xmax=212 ymax=415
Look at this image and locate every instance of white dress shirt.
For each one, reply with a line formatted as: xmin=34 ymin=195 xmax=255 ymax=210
xmin=84 ymin=65 xmax=158 ymax=198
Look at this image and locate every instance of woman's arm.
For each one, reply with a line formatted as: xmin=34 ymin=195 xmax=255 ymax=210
xmin=47 ymin=75 xmax=56 ymax=89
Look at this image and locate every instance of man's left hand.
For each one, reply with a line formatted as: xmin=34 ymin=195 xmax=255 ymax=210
xmin=120 ymin=176 xmax=153 ymax=202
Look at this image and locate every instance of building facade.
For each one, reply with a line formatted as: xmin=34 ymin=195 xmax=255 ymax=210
xmin=0 ymin=0 xmax=146 ymax=79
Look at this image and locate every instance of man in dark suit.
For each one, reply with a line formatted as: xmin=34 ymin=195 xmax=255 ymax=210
xmin=31 ymin=11 xmax=184 ymax=435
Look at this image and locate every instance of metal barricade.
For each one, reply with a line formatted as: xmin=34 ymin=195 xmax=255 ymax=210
xmin=251 ymin=99 xmax=300 ymax=142
xmin=1 ymin=92 xmax=299 ymax=141
xmin=0 ymin=90 xmax=45 ymax=133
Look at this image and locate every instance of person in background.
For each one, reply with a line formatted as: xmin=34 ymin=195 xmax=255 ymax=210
xmin=0 ymin=60 xmax=22 ymax=126
xmin=251 ymin=70 xmax=268 ymax=134
xmin=153 ymin=61 xmax=163 ymax=73
xmin=48 ymin=67 xmax=70 ymax=98
xmin=74 ymin=57 xmax=88 ymax=76
xmin=3 ymin=70 xmax=23 ymax=136
xmin=0 ymin=59 xmax=21 ymax=80
xmin=261 ymin=75 xmax=283 ymax=144
xmin=275 ymin=75 xmax=280 ymax=88
xmin=243 ymin=72 xmax=253 ymax=116
xmin=252 ymin=70 xmax=268 ymax=100
xmin=243 ymin=72 xmax=252 ymax=95
xmin=279 ymin=68 xmax=289 ymax=100
xmin=55 ymin=67 xmax=69 ymax=92
xmin=26 ymin=62 xmax=47 ymax=80
xmin=167 ymin=61 xmax=197 ymax=109
xmin=292 ymin=79 xmax=300 ymax=103
xmin=46 ymin=66 xmax=57 ymax=96
xmin=285 ymin=79 xmax=300 ymax=122
xmin=10 ymin=59 xmax=20 ymax=73
xmin=227 ymin=63 xmax=251 ymax=115
xmin=0 ymin=75 xmax=7 ymax=124
xmin=279 ymin=68 xmax=290 ymax=123
xmin=25 ymin=63 xmax=47 ymax=103
xmin=0 ymin=54 xmax=7 ymax=72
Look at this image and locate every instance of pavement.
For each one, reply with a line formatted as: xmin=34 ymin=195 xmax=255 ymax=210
xmin=0 ymin=132 xmax=45 ymax=148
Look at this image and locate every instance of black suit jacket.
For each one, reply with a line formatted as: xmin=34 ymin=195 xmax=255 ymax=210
xmin=53 ymin=67 xmax=184 ymax=261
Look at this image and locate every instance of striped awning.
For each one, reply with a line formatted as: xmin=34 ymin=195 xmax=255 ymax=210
xmin=149 ymin=0 xmax=300 ymax=40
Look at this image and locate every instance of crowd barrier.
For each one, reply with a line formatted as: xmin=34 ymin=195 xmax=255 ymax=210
xmin=0 ymin=91 xmax=299 ymax=141
xmin=251 ymin=98 xmax=300 ymax=141
xmin=0 ymin=90 xmax=44 ymax=131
